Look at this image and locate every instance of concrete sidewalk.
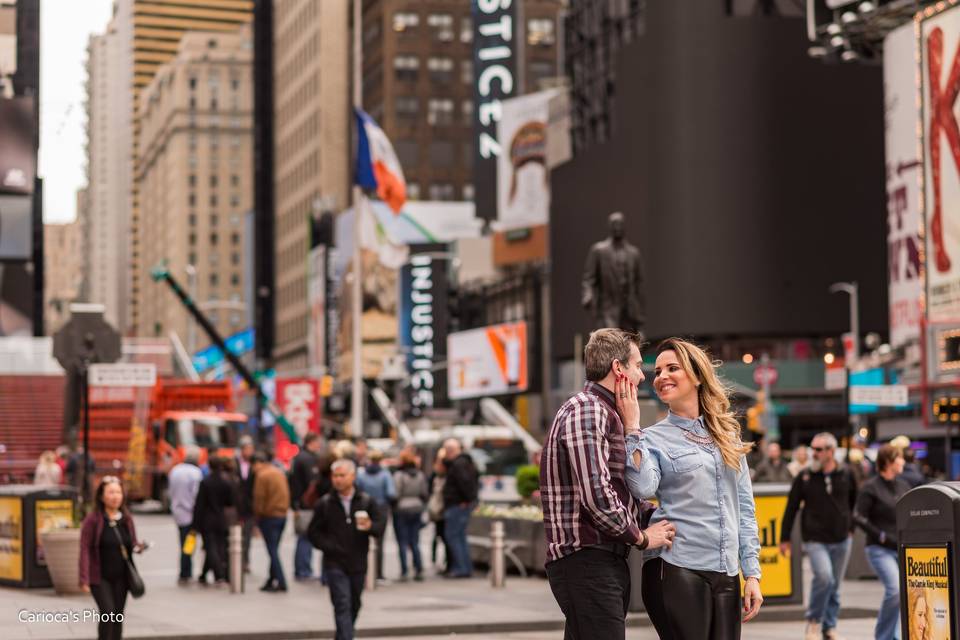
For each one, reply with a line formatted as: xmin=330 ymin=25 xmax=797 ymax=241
xmin=1 ymin=514 xmax=883 ymax=639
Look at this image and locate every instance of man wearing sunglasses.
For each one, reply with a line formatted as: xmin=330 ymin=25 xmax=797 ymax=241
xmin=779 ymin=433 xmax=858 ymax=640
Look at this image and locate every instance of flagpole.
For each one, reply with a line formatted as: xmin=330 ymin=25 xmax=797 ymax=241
xmin=350 ymin=0 xmax=364 ymax=438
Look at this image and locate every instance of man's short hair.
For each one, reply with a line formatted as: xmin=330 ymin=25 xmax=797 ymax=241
xmin=251 ymin=451 xmax=269 ymax=465
xmin=584 ymin=328 xmax=644 ymax=382
xmin=303 ymin=432 xmax=321 ymax=448
xmin=331 ymin=459 xmax=356 ymax=475
xmin=239 ymin=435 xmax=254 ymax=448
xmin=813 ymin=432 xmax=838 ymax=449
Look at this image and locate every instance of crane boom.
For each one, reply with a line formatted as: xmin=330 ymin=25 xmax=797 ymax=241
xmin=151 ymin=265 xmax=300 ymax=444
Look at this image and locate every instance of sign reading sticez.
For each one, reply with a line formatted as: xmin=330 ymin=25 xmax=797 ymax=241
xmin=88 ymin=363 xmax=157 ymax=388
xmin=472 ymin=0 xmax=520 ymax=221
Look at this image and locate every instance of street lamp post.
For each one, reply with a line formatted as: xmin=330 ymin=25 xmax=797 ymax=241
xmin=185 ymin=264 xmax=198 ymax=355
xmin=829 ymin=281 xmax=859 ymax=457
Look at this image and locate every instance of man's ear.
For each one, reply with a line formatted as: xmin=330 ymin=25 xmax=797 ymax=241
xmin=611 ymin=359 xmax=622 ymax=377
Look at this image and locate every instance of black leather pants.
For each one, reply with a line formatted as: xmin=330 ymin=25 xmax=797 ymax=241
xmin=641 ymin=557 xmax=742 ymax=640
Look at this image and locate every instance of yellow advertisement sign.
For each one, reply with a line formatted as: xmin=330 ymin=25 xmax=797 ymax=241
xmin=0 ymin=496 xmax=23 ymax=581
xmin=752 ymin=494 xmax=792 ymax=597
xmin=35 ymin=499 xmax=74 ymax=566
xmin=904 ymin=546 xmax=952 ymax=640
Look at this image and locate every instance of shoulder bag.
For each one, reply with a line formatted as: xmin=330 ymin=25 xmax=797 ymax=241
xmin=110 ymin=521 xmax=145 ymax=598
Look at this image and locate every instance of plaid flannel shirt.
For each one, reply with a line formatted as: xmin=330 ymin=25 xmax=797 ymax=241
xmin=540 ymin=381 xmax=643 ymax=564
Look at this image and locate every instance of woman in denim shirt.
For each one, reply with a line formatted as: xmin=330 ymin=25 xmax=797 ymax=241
xmin=618 ymin=338 xmax=763 ymax=639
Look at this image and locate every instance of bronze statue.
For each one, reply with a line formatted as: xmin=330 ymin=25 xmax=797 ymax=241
xmin=582 ymin=212 xmax=646 ymax=335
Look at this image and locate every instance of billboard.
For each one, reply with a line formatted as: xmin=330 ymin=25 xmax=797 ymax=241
xmin=0 ymin=262 xmax=32 ymax=337
xmin=497 ymin=90 xmax=560 ymax=231
xmin=885 ymin=24 xmax=923 ymax=346
xmin=923 ymin=5 xmax=960 ymax=322
xmin=448 ymin=321 xmax=528 ymax=400
xmin=472 ymin=0 xmax=520 ymax=221
xmin=902 ymin=545 xmax=953 ymax=639
xmin=399 ymin=245 xmax=449 ymax=414
xmin=0 ymin=194 xmax=31 ymax=260
xmin=0 ymin=496 xmax=22 ymax=581
xmin=0 ymin=97 xmax=36 ymax=195
xmin=274 ymin=378 xmax=321 ymax=461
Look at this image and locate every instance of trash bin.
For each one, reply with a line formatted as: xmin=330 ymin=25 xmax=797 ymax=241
xmin=627 ymin=482 xmax=802 ymax=611
xmin=896 ymin=482 xmax=960 ymax=639
xmin=0 ymin=485 xmax=79 ymax=588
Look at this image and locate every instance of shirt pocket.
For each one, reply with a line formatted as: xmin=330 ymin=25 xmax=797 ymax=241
xmin=666 ymin=446 xmax=703 ymax=473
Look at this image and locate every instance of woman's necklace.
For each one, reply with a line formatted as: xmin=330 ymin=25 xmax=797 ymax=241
xmin=682 ymin=429 xmax=715 ymax=449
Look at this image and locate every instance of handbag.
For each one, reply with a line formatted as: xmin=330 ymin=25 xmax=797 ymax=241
xmin=110 ymin=521 xmax=145 ymax=599
xmin=293 ymin=509 xmax=314 ymax=536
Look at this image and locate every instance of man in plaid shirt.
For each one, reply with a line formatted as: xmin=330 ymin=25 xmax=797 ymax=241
xmin=541 ymin=328 xmax=676 ymax=640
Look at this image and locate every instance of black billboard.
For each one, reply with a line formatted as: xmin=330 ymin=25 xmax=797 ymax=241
xmin=550 ymin=4 xmax=887 ymax=358
xmin=472 ymin=0 xmax=520 ymax=221
xmin=0 ymin=98 xmax=36 ymax=195
xmin=399 ymin=244 xmax=449 ymax=414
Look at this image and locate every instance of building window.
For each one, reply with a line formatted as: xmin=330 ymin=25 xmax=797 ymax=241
xmin=211 ymin=96 xmax=218 ymax=111
xmin=462 ymin=184 xmax=475 ymax=201
xmin=210 ymin=273 xmax=218 ymax=286
xmin=429 ymin=183 xmax=455 ymax=201
xmin=461 ymin=99 xmax=473 ymax=124
xmin=395 ymin=96 xmax=419 ymax=121
xmin=230 ymin=313 xmax=241 ymax=327
xmin=209 ymin=252 xmax=219 ymax=266
xmin=189 ymin=174 xmax=196 ymax=187
xmin=393 ymin=11 xmax=419 ymax=32
xmin=230 ymin=214 xmax=240 ymax=226
xmin=460 ymin=16 xmax=473 ymax=43
xmin=429 ymin=141 xmax=454 ymax=167
xmin=210 ymin=213 xmax=218 ymax=226
xmin=427 ymin=57 xmax=454 ymax=83
xmin=189 ymin=76 xmax=197 ymax=90
xmin=231 ymin=232 xmax=240 ymax=246
xmin=210 ymin=194 xmax=218 ymax=206
xmin=188 ymin=252 xmax=196 ymax=265
xmin=230 ymin=194 xmax=240 ymax=208
xmin=189 ymin=233 xmax=197 ymax=245
xmin=461 ymin=60 xmax=473 ymax=85
xmin=231 ymin=252 xmax=240 ymax=265
xmin=394 ymin=55 xmax=420 ymax=82
xmin=396 ymin=139 xmax=418 ymax=167
xmin=189 ymin=213 xmax=197 ymax=226
xmin=528 ymin=18 xmax=556 ymax=46
xmin=231 ymin=77 xmax=239 ymax=91
xmin=427 ymin=13 xmax=454 ymax=41
xmin=407 ymin=183 xmax=420 ymax=200
xmin=231 ymin=174 xmax=239 ymax=187
xmin=231 ymin=273 xmax=240 ymax=286
xmin=188 ymin=193 xmax=196 ymax=207
xmin=210 ymin=175 xmax=218 ymax=188
xmin=427 ymin=99 xmax=454 ymax=125
xmin=210 ymin=232 xmax=218 ymax=245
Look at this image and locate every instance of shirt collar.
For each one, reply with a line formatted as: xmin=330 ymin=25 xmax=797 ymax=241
xmin=665 ymin=411 xmax=706 ymax=434
xmin=584 ymin=381 xmax=617 ymax=412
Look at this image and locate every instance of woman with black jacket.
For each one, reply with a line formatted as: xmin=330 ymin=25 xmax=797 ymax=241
xmin=853 ymin=444 xmax=910 ymax=640
xmin=79 ymin=476 xmax=144 ymax=640
xmin=192 ymin=456 xmax=235 ymax=584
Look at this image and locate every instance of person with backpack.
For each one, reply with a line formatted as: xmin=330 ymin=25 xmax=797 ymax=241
xmin=780 ymin=432 xmax=858 ymax=640
xmin=356 ymin=449 xmax=396 ymax=581
xmin=392 ymin=445 xmax=429 ymax=581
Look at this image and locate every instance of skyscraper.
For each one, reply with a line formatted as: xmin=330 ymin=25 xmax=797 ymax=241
xmin=126 ymin=0 xmax=252 ymax=335
xmin=136 ymin=28 xmax=254 ymax=347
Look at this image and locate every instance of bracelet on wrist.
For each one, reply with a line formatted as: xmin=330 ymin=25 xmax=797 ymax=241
xmin=637 ymin=530 xmax=649 ymax=550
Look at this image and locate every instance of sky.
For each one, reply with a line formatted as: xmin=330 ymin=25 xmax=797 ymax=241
xmin=39 ymin=0 xmax=113 ymax=224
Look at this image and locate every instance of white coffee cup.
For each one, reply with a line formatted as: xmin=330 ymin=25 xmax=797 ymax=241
xmin=355 ymin=510 xmax=371 ymax=530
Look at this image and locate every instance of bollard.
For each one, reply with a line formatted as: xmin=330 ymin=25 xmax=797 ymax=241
xmin=229 ymin=523 xmax=243 ymax=593
xmin=491 ymin=520 xmax=505 ymax=588
xmin=365 ymin=537 xmax=377 ymax=590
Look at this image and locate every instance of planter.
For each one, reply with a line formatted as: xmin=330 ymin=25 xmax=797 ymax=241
xmin=40 ymin=529 xmax=83 ymax=594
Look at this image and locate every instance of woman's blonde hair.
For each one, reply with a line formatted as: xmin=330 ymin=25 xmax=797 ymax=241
xmin=907 ymin=586 xmax=933 ymax=640
xmin=657 ymin=338 xmax=752 ymax=470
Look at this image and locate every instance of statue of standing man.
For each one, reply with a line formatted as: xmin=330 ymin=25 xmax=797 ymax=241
xmin=582 ymin=212 xmax=647 ymax=337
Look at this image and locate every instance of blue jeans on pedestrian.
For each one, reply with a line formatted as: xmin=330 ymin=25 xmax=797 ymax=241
xmin=866 ymin=544 xmax=901 ymax=640
xmin=443 ymin=505 xmax=473 ymax=577
xmin=327 ymin=567 xmax=365 ymax=640
xmin=258 ymin=516 xmax=287 ymax=588
xmin=177 ymin=525 xmax=192 ymax=579
xmin=805 ymin=538 xmax=853 ymax=632
xmin=394 ymin=511 xmax=424 ymax=576
xmin=294 ymin=534 xmax=314 ymax=578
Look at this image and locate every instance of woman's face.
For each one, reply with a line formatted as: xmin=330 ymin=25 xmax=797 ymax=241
xmin=892 ymin=455 xmax=905 ymax=476
xmin=913 ymin=595 xmax=928 ymax=634
xmin=653 ymin=350 xmax=698 ymax=406
xmin=101 ymin=482 xmax=124 ymax=511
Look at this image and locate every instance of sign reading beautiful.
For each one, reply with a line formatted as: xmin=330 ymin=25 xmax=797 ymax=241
xmin=923 ymin=5 xmax=960 ymax=322
xmin=902 ymin=546 xmax=953 ymax=639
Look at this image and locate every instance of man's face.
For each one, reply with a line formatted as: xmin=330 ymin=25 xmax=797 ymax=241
xmin=767 ymin=443 xmax=781 ymax=462
xmin=241 ymin=444 xmax=254 ymax=460
xmin=616 ymin=343 xmax=646 ymax=388
xmin=443 ymin=440 xmax=461 ymax=459
xmin=331 ymin=466 xmax=355 ymax=493
xmin=810 ymin=438 xmax=834 ymax=469
xmin=609 ymin=213 xmax=625 ymax=240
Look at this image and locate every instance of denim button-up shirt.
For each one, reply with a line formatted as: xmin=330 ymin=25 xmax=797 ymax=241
xmin=625 ymin=412 xmax=761 ymax=578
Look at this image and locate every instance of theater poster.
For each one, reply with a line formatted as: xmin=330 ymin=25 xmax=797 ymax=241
xmin=902 ymin=545 xmax=953 ymax=639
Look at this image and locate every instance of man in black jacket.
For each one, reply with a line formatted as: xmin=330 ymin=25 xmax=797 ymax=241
xmin=308 ymin=459 xmax=386 ymax=640
xmin=441 ymin=438 xmax=479 ymax=578
xmin=779 ymin=432 xmax=857 ymax=640
xmin=289 ymin=433 xmax=322 ymax=579
xmin=234 ymin=436 xmax=257 ymax=574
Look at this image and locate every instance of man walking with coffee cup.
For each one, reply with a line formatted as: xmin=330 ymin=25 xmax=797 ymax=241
xmin=308 ymin=459 xmax=386 ymax=640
